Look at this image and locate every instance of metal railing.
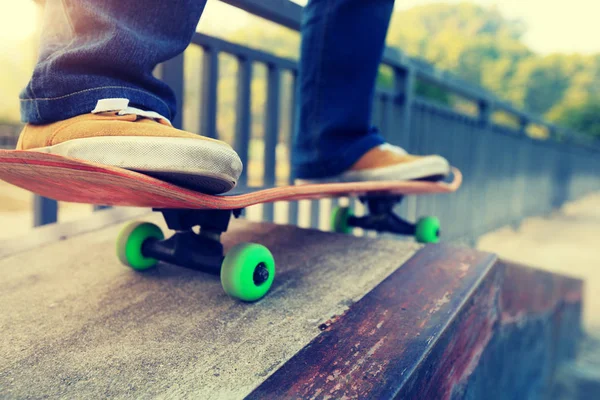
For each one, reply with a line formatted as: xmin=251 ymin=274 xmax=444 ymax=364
xmin=32 ymin=0 xmax=600 ymax=244
xmin=0 ymin=125 xmax=20 ymax=149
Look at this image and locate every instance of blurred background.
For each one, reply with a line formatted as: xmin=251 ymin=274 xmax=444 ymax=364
xmin=1 ymin=0 xmax=599 ymax=334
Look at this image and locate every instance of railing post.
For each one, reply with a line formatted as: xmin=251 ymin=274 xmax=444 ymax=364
xmin=393 ymin=63 xmax=416 ymax=221
xmin=473 ymin=97 xmax=494 ymax=239
xmin=159 ymin=54 xmax=185 ymax=129
xmin=287 ymin=70 xmax=299 ymax=225
xmin=393 ymin=64 xmax=416 ymax=149
xmin=201 ymin=47 xmax=219 ymax=139
xmin=234 ymin=56 xmax=252 ymax=186
xmin=263 ymin=63 xmax=281 ymax=222
xmin=478 ymin=98 xmax=493 ymax=130
xmin=519 ymin=116 xmax=529 ymax=135
xmin=34 ymin=196 xmax=58 ymax=227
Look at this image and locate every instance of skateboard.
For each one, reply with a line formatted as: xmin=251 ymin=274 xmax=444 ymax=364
xmin=0 ymin=150 xmax=462 ymax=301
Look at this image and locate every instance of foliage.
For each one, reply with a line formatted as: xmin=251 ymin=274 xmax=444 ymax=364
xmin=551 ymin=97 xmax=600 ymax=139
xmin=386 ymin=2 xmax=599 ymax=138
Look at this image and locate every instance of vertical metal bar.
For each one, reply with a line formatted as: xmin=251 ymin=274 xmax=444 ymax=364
xmin=396 ymin=67 xmax=417 ymax=223
xmin=468 ymin=120 xmax=481 ymax=241
xmin=477 ymin=98 xmax=493 ymax=234
xmin=288 ymin=197 xmax=300 ymax=226
xmin=384 ymin=94 xmax=394 ymax=141
xmin=420 ymin=104 xmax=431 ymax=217
xmin=513 ymin=125 xmax=526 ymax=224
xmin=287 ymin=70 xmax=299 ymax=225
xmin=435 ymin=112 xmax=448 ymax=236
xmin=405 ymin=102 xmax=421 ymax=221
xmin=371 ymin=93 xmax=383 ymax=131
xmin=158 ymin=54 xmax=185 ymax=129
xmin=310 ymin=200 xmax=320 ymax=229
xmin=201 ymin=47 xmax=219 ymax=139
xmin=263 ymin=63 xmax=280 ymax=222
xmin=394 ymin=66 xmax=416 ymax=150
xmin=34 ymin=195 xmax=58 ymax=227
xmin=519 ymin=116 xmax=528 ymax=135
xmin=234 ymin=56 xmax=252 ymax=186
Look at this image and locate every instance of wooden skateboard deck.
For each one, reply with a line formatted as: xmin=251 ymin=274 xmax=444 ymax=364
xmin=0 ymin=150 xmax=461 ymax=209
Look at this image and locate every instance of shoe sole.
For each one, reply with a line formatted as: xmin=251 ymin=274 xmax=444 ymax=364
xmin=34 ymin=136 xmax=243 ymax=194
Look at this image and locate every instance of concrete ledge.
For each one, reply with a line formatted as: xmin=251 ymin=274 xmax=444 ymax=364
xmin=0 ymin=218 xmax=419 ymax=398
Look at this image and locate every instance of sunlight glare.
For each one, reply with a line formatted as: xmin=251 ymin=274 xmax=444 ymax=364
xmin=0 ymin=2 xmax=38 ymax=42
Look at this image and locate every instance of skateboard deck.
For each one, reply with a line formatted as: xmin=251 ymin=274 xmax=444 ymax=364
xmin=0 ymin=150 xmax=462 ymax=209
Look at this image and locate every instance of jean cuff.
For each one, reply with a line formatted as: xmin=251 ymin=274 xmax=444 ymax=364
xmin=20 ymin=86 xmax=172 ymax=124
xmin=293 ymin=130 xmax=386 ymax=180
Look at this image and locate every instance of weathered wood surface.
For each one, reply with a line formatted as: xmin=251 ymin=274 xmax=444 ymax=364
xmin=249 ymin=248 xmax=582 ymax=399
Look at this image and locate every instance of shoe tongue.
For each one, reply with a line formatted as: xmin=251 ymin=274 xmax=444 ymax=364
xmin=91 ymin=98 xmax=172 ymax=126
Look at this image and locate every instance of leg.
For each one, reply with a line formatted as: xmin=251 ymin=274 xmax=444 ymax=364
xmin=21 ymin=0 xmax=207 ymax=124
xmin=292 ymin=0 xmax=451 ymax=183
xmin=17 ymin=0 xmax=242 ymax=194
xmin=293 ymin=0 xmax=394 ymax=180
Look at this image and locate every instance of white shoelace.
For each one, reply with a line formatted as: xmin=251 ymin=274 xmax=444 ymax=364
xmin=91 ymin=98 xmax=172 ymax=126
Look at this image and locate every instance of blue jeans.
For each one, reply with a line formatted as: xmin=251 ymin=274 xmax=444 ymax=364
xmin=21 ymin=0 xmax=393 ymax=179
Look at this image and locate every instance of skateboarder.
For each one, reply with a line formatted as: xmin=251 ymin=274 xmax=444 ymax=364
xmin=16 ymin=0 xmax=450 ymax=194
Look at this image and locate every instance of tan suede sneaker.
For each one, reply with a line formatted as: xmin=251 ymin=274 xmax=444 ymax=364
xmin=16 ymin=99 xmax=242 ymax=194
xmin=297 ymin=144 xmax=450 ymax=183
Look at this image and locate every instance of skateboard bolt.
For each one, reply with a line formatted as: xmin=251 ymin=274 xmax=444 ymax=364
xmin=253 ymin=263 xmax=270 ymax=286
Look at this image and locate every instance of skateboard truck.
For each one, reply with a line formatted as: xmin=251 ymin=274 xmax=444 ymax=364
xmin=140 ymin=209 xmax=234 ymax=275
xmin=331 ymin=196 xmax=441 ymax=243
xmin=116 ymin=208 xmax=275 ymax=303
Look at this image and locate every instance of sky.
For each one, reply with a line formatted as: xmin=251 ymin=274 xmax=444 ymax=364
xmin=0 ymin=0 xmax=598 ymax=55
xmin=396 ymin=0 xmax=600 ymax=55
xmin=0 ymin=1 xmax=38 ymax=42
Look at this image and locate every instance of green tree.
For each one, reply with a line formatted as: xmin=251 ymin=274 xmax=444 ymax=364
xmin=551 ymin=97 xmax=600 ymax=139
xmin=387 ymin=2 xmax=528 ymax=74
xmin=510 ymin=55 xmax=591 ymax=115
xmin=385 ymin=3 xmax=599 ymax=139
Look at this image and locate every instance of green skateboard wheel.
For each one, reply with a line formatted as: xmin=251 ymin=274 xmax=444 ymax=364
xmin=116 ymin=221 xmax=164 ymax=270
xmin=221 ymin=243 xmax=275 ymax=302
xmin=331 ymin=206 xmax=353 ymax=234
xmin=415 ymin=216 xmax=440 ymax=244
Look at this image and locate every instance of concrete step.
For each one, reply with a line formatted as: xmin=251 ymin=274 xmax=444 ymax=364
xmin=0 ymin=217 xmax=582 ymax=398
